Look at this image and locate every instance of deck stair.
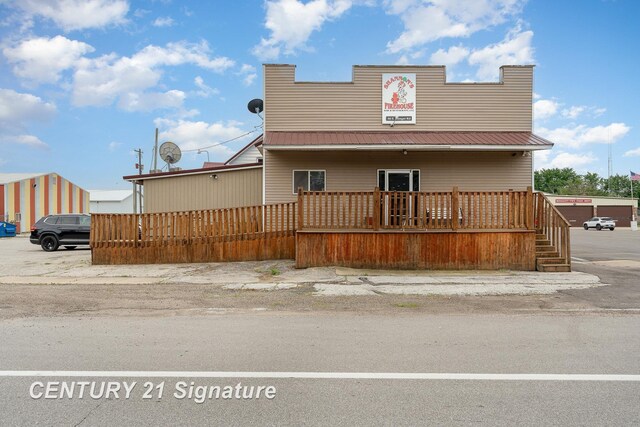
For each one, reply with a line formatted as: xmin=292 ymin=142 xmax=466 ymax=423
xmin=534 ymin=194 xmax=571 ymax=272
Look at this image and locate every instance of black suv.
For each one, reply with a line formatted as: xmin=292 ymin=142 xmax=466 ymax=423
xmin=30 ymin=214 xmax=91 ymax=252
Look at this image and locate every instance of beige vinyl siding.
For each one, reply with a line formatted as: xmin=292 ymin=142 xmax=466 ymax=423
xmin=227 ymin=145 xmax=263 ymax=165
xmin=264 ymin=65 xmax=533 ymax=132
xmin=144 ymin=167 xmax=262 ymax=213
xmin=264 ymin=150 xmax=532 ymax=204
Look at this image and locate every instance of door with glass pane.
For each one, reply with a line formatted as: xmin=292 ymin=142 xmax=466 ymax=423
xmin=377 ymin=170 xmax=419 ymax=227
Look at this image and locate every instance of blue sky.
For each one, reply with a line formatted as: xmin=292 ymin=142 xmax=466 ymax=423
xmin=0 ymin=0 xmax=638 ymax=189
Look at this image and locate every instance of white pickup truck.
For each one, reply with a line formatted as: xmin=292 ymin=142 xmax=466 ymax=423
xmin=583 ymin=217 xmax=616 ymax=231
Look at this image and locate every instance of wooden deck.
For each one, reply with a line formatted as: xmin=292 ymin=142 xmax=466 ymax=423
xmin=89 ymin=188 xmax=569 ymax=271
xmin=294 ymin=187 xmax=538 ymax=270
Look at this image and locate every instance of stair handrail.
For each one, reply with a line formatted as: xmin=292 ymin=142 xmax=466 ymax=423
xmin=535 ymin=192 xmax=571 ymax=267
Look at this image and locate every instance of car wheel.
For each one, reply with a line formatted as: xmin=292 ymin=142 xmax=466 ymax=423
xmin=64 ymin=246 xmax=77 ymax=250
xmin=610 ymin=228 xmax=615 ymax=231
xmin=596 ymin=224 xmax=602 ymax=231
xmin=41 ymin=235 xmax=59 ymax=252
xmin=583 ymin=224 xmax=589 ymax=230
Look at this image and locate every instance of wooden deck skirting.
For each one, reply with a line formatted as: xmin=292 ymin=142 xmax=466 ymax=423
xmin=295 ymin=229 xmax=536 ymax=270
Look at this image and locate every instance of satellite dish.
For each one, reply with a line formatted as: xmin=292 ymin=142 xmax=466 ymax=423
xmin=159 ymin=141 xmax=182 ymax=165
xmin=247 ymin=98 xmax=264 ymax=114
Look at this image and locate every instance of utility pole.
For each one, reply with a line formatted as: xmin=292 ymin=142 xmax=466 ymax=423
xmin=134 ymin=148 xmax=143 ymax=214
xmin=152 ymin=128 xmax=159 ymax=173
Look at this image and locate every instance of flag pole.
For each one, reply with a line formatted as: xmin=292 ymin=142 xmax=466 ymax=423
xmin=632 ymin=173 xmax=635 ymax=223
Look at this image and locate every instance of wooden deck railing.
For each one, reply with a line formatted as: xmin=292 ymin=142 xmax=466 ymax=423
xmin=297 ymin=187 xmax=534 ymax=231
xmin=90 ymin=203 xmax=297 ymax=265
xmin=534 ymin=193 xmax=571 ymax=264
xmin=90 ymin=203 xmax=297 ymax=248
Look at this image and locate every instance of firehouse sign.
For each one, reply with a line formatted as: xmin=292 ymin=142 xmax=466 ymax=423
xmin=382 ymin=73 xmax=416 ymax=125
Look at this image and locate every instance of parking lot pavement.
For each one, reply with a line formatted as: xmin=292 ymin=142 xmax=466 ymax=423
xmin=564 ymin=228 xmax=640 ymax=310
xmin=570 ymin=228 xmax=640 ymax=263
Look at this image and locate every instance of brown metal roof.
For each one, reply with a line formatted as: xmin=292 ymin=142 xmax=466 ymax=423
xmin=123 ymin=163 xmax=262 ymax=182
xmin=264 ymin=131 xmax=553 ymax=147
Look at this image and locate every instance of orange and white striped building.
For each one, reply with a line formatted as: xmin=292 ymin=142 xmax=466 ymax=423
xmin=0 ymin=173 xmax=90 ymax=233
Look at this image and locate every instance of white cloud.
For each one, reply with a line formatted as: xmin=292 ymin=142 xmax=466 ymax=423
xmin=72 ymin=41 xmax=234 ymax=109
xmin=536 ymin=123 xmax=631 ymax=149
xmin=395 ymin=55 xmax=410 ymax=65
xmin=240 ymin=64 xmax=256 ymax=74
xmin=153 ymin=16 xmax=175 ymax=27
xmin=0 ymin=89 xmax=55 ymax=150
xmin=16 ymin=0 xmax=129 ymax=32
xmin=243 ymin=74 xmax=257 ymax=86
xmin=561 ymin=105 xmax=585 ymax=119
xmin=108 ymin=141 xmax=123 ymax=151
xmin=238 ymin=64 xmax=258 ymax=86
xmin=468 ymin=26 xmax=534 ymax=80
xmin=624 ymin=147 xmax=640 ymax=157
xmin=385 ymin=0 xmax=526 ymax=53
xmin=0 ymin=134 xmax=49 ymax=149
xmin=252 ymin=0 xmax=354 ymax=60
xmin=133 ymin=8 xmax=150 ymax=18
xmin=193 ymin=76 xmax=219 ymax=98
xmin=533 ymin=149 xmax=549 ymax=170
xmin=154 ymin=118 xmax=249 ymax=158
xmin=533 ymin=99 xmax=559 ymax=120
xmin=118 ymin=90 xmax=186 ymax=112
xmin=430 ymin=45 xmax=470 ymax=67
xmin=3 ymin=35 xmax=95 ymax=85
xmin=535 ymin=151 xmax=596 ymax=171
xmin=0 ymin=89 xmax=56 ymax=130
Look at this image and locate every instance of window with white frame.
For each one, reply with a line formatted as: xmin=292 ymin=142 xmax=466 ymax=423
xmin=293 ymin=170 xmax=326 ymax=193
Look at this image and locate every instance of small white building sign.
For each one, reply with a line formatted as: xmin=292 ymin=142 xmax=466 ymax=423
xmin=382 ymin=73 xmax=416 ymax=124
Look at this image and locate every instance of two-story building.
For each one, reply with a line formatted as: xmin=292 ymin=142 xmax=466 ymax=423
xmin=118 ymin=64 xmax=568 ymax=271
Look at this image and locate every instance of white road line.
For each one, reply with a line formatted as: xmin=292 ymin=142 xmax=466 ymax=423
xmin=0 ymin=372 xmax=638 ymax=381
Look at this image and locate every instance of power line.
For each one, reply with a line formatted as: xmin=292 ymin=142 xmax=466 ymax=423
xmin=180 ymin=126 xmax=262 ymax=153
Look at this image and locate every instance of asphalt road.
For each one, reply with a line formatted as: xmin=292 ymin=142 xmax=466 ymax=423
xmin=0 ymin=230 xmax=639 ymax=425
xmin=0 ymin=314 xmax=639 ymax=426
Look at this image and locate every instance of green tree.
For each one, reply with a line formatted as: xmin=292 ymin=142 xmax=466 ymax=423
xmin=560 ymin=172 xmax=606 ymax=196
xmin=534 ymin=168 xmax=581 ymax=194
xmin=605 ymin=174 xmax=637 ymax=198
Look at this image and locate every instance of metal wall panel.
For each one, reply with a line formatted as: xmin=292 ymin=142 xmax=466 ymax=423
xmin=597 ymin=206 xmax=633 ymax=227
xmin=143 ymin=167 xmax=263 ymax=213
xmin=556 ymin=206 xmax=594 ymax=227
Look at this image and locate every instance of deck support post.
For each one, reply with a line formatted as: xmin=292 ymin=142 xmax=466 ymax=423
xmin=526 ymin=186 xmax=533 ymax=230
xmin=452 ymin=186 xmax=459 ymax=231
xmin=373 ymin=187 xmax=381 ymax=230
xmin=297 ymin=187 xmax=303 ymax=230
